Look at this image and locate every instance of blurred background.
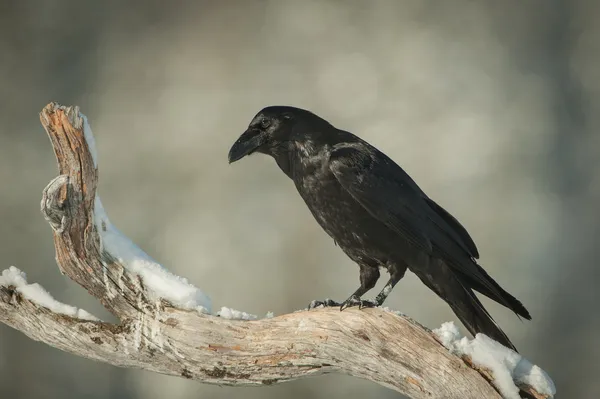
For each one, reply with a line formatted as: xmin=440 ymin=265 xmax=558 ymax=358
xmin=0 ymin=0 xmax=598 ymax=398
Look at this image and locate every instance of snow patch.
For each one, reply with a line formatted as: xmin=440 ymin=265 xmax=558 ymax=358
xmin=217 ymin=306 xmax=258 ymax=320
xmin=434 ymin=320 xmax=462 ymax=347
xmin=0 ymin=266 xmax=98 ymax=321
xmin=433 ymin=321 xmax=555 ymax=399
xmin=381 ymin=306 xmax=407 ymax=318
xmin=93 ymin=197 xmax=212 ymax=313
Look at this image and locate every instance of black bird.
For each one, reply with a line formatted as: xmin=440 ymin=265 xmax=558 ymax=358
xmin=228 ymin=106 xmax=531 ymax=351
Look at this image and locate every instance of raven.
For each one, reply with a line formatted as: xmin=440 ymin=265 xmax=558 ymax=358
xmin=228 ymin=106 xmax=531 ymax=351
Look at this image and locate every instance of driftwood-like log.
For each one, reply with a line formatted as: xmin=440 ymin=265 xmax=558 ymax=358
xmin=0 ymin=103 xmax=551 ymax=399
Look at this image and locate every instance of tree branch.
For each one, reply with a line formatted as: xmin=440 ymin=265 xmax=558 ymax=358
xmin=0 ymin=103 xmax=554 ymax=399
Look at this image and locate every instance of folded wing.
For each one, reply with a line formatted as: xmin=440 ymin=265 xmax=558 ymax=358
xmin=328 ymin=143 xmax=530 ymax=319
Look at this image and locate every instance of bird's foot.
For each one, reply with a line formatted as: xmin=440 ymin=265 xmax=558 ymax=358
xmin=339 ymin=295 xmax=379 ymax=311
xmin=308 ymin=299 xmax=341 ymax=309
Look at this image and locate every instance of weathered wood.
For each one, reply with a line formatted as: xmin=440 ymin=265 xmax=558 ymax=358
xmin=0 ymin=103 xmax=551 ymax=398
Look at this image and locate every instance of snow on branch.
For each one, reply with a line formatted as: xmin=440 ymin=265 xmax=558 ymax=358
xmin=0 ymin=102 xmax=555 ymax=399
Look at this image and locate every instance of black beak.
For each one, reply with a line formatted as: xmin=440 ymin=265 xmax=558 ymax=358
xmin=228 ymin=129 xmax=264 ymax=164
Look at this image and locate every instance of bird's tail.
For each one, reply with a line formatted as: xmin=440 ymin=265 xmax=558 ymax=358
xmin=447 ymin=285 xmax=518 ymax=352
xmin=416 ymin=262 xmax=519 ymax=352
xmin=459 ymin=262 xmax=531 ymax=321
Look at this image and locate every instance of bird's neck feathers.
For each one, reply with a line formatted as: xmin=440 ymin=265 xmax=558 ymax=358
xmin=294 ymin=136 xmax=322 ymax=157
xmin=268 ymin=136 xmax=331 ymax=180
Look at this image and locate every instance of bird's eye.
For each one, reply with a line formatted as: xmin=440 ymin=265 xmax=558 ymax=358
xmin=261 ymin=119 xmax=271 ymax=128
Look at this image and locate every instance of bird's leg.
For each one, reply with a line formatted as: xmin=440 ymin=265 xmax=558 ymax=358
xmin=309 ymin=264 xmax=380 ymax=310
xmin=308 ymin=298 xmax=342 ymax=309
xmin=372 ymin=278 xmax=398 ymax=306
xmin=372 ymin=263 xmax=407 ymax=306
xmin=339 ymin=292 xmax=379 ymax=311
xmin=340 ymin=263 xmax=407 ymax=310
xmin=339 ymin=265 xmax=380 ymax=311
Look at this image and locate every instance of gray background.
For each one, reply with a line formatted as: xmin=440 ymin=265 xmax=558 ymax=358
xmin=1 ymin=1 xmax=598 ymax=398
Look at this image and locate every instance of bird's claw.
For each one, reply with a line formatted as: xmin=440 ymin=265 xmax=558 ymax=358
xmin=308 ymin=299 xmax=341 ymax=310
xmin=340 ymin=295 xmax=378 ymax=311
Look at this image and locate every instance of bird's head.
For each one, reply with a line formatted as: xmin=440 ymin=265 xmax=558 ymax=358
xmin=228 ymin=106 xmax=330 ymax=163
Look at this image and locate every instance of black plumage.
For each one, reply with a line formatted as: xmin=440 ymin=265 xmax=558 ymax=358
xmin=228 ymin=106 xmax=531 ymax=351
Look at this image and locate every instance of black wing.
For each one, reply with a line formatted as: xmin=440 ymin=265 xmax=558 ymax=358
xmin=424 ymin=197 xmax=479 ymax=259
xmin=328 ymin=144 xmax=506 ymax=302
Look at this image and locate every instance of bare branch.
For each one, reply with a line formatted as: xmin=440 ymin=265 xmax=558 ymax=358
xmin=0 ymin=103 xmax=554 ymax=399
